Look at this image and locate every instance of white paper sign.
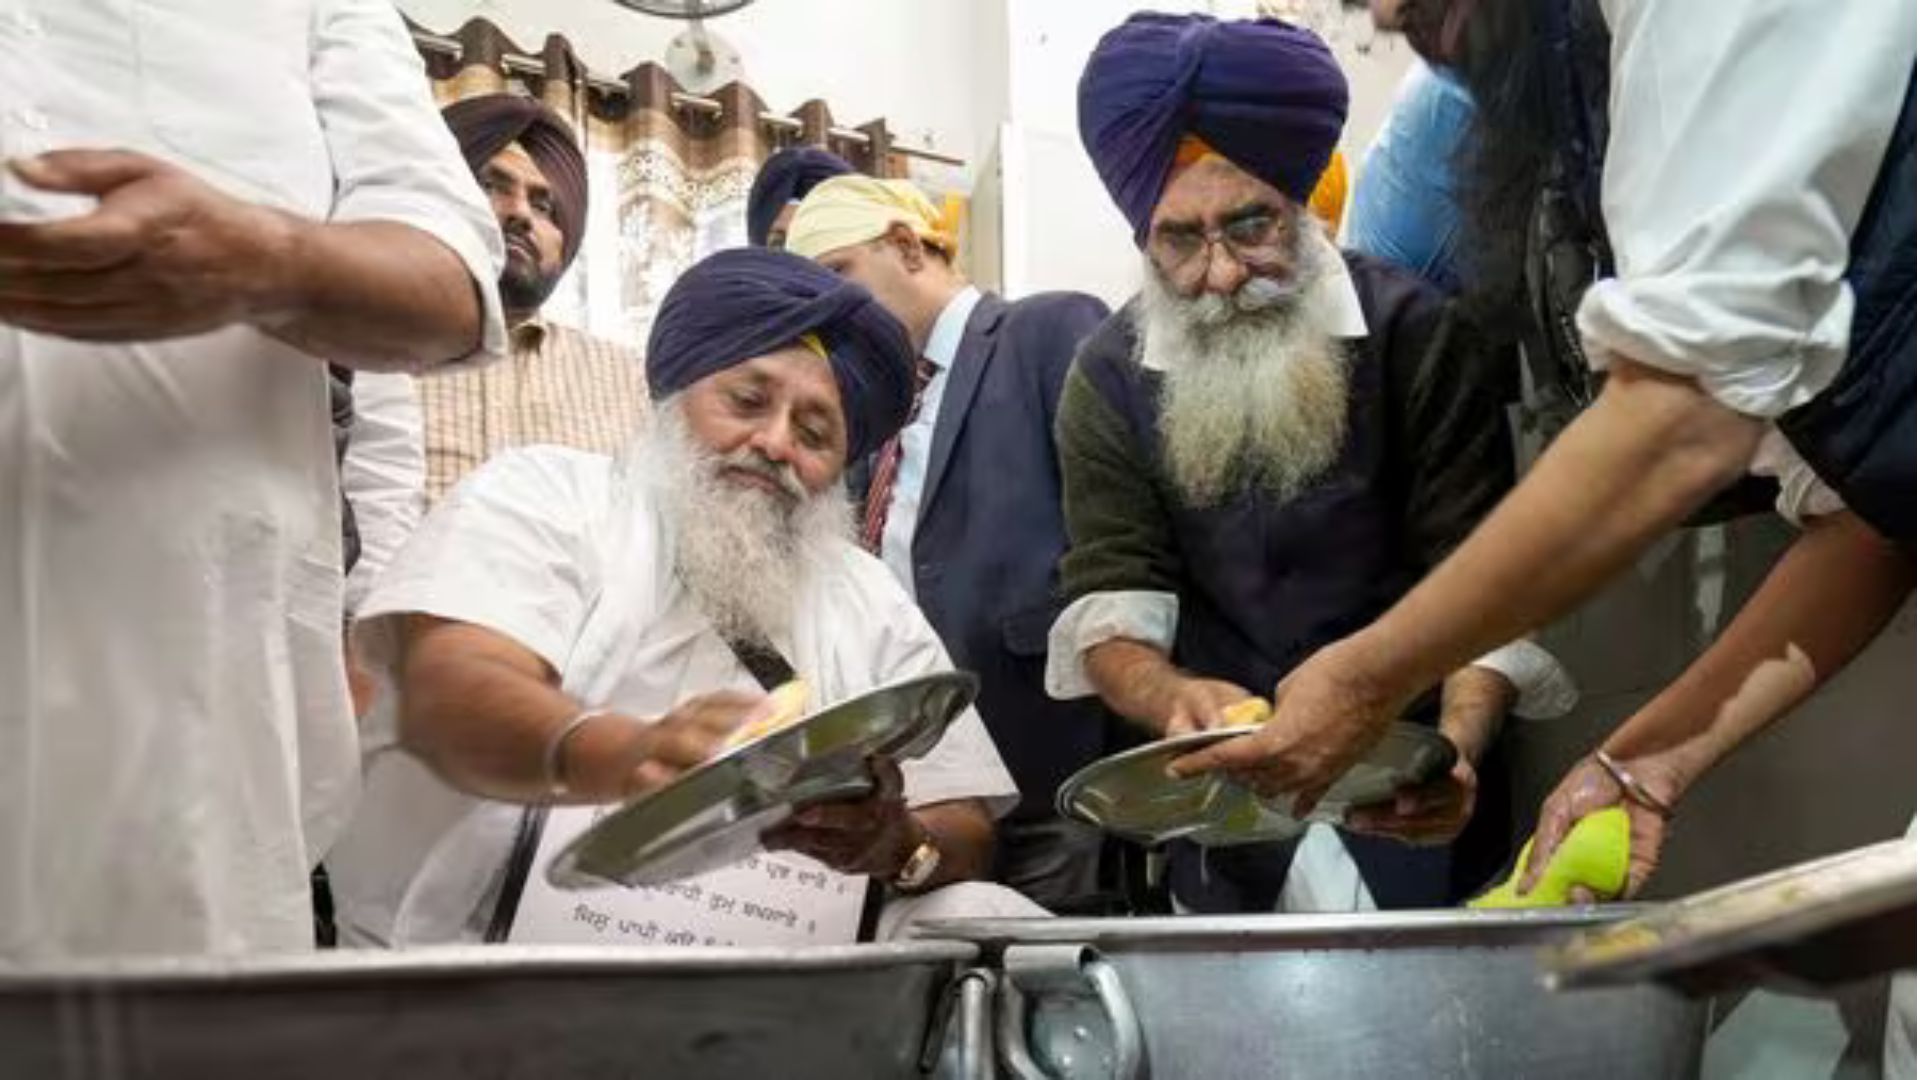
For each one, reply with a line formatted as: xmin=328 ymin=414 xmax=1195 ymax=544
xmin=506 ymin=804 xmax=867 ymax=948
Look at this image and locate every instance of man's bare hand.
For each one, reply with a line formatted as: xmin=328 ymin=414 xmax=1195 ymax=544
xmin=1159 ymin=675 xmax=1257 ymax=736
xmin=1345 ymin=755 xmax=1478 ymax=846
xmin=1521 ymin=753 xmax=1673 ymax=901
xmin=563 ymin=690 xmax=761 ymax=802
xmin=1166 ymin=638 xmax=1407 ymax=816
xmin=763 ymin=756 xmax=920 ymax=878
xmin=0 ymin=149 xmax=296 ymax=342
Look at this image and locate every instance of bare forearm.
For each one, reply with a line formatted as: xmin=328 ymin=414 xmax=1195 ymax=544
xmin=1437 ymin=666 xmax=1514 ymax=765
xmin=912 ymin=800 xmax=996 ymax=889
xmin=258 ymin=216 xmax=484 ymax=372
xmin=1604 ymin=512 xmax=1913 ymax=792
xmin=1085 ymin=639 xmax=1181 ymax=734
xmin=1358 ymin=361 xmax=1764 ymax=699
xmin=398 ymin=629 xmax=581 ymax=803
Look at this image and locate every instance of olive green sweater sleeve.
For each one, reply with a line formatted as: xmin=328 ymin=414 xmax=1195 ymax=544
xmin=1054 ymin=361 xmax=1184 ymax=602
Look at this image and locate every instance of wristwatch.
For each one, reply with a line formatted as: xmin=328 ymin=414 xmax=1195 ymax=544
xmin=892 ymin=828 xmax=942 ymax=892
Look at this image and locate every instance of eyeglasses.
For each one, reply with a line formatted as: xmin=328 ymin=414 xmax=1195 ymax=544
xmin=1149 ymin=211 xmax=1291 ymax=280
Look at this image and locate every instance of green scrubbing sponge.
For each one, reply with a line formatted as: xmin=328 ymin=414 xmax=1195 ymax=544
xmin=1470 ymin=806 xmax=1632 ymax=909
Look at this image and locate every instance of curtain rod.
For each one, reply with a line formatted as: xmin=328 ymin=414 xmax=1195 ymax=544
xmin=412 ymin=29 xmax=966 ymax=168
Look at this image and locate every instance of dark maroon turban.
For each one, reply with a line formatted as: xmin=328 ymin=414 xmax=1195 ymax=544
xmin=442 ymin=94 xmax=590 ymax=269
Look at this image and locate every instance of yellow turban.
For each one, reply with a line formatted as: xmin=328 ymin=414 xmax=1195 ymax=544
xmin=784 ymin=175 xmax=960 ymax=261
xmin=1308 ymin=149 xmax=1348 ymax=237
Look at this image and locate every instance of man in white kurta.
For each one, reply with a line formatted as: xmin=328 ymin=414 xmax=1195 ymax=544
xmin=0 ymin=1 xmax=506 ymax=960
xmin=327 ymin=248 xmax=1028 ymax=946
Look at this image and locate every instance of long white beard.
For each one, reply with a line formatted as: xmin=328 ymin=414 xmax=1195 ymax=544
xmin=1136 ymin=251 xmax=1351 ymax=509
xmin=628 ymin=403 xmax=855 ymax=643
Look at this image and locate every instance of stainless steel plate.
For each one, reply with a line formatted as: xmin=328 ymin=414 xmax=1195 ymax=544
xmin=1057 ymin=722 xmax=1456 ymax=847
xmin=547 ymin=671 xmax=978 ymax=889
xmin=1541 ymin=836 xmax=1917 ymax=992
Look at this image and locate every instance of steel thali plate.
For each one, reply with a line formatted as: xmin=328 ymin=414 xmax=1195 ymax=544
xmin=547 ymin=671 xmax=977 ymax=889
xmin=1057 ymin=721 xmax=1456 ymax=847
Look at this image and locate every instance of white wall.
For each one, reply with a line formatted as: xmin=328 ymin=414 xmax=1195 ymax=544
xmin=396 ymin=0 xmax=999 ymax=171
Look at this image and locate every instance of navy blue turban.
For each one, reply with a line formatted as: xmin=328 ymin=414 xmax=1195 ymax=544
xmin=1078 ymin=14 xmax=1348 ymax=244
xmin=747 ymin=146 xmax=856 ymax=247
xmin=647 ymin=248 xmax=915 ymax=463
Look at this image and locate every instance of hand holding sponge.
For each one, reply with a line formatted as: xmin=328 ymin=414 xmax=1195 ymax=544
xmin=1470 ymin=806 xmax=1632 ymax=909
xmin=722 ymin=678 xmax=812 ymax=750
xmin=1219 ymin=697 xmax=1273 ymax=729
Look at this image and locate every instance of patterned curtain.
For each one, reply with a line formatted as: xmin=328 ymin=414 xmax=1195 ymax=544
xmin=408 ymin=17 xmax=906 ymax=351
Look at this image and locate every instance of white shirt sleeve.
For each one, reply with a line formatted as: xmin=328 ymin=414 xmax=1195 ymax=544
xmin=1750 ymin=429 xmax=1849 ymax=525
xmin=1044 ymin=590 xmax=1180 ymax=700
xmin=1577 ymin=0 xmax=1915 ymax=418
xmin=312 ymin=0 xmax=507 ymax=368
xmin=1468 ymin=639 xmax=1581 ymax=721
xmin=358 ymin=447 xmax=608 ymax=681
xmin=343 ymin=372 xmax=426 ymax=616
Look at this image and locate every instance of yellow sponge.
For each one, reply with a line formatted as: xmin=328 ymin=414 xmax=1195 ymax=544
xmin=723 ymin=678 xmax=811 ymax=750
xmin=1470 ymin=806 xmax=1631 ymax=909
xmin=1219 ymin=698 xmax=1272 ymax=728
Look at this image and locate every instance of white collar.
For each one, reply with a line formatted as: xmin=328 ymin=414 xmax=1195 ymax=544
xmin=924 ymin=286 xmax=982 ymax=370
xmin=1303 ymin=233 xmax=1369 ymax=340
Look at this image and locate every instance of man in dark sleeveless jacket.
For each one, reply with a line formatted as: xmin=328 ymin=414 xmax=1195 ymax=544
xmin=1050 ymin=13 xmax=1577 ymax=912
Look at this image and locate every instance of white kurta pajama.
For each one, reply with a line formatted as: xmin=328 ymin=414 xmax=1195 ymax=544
xmin=327 ymin=445 xmax=1025 ymax=946
xmin=0 ymin=1 xmax=505 ymax=961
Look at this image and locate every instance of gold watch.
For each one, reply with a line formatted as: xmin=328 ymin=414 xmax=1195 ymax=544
xmin=892 ymin=830 xmax=942 ymax=892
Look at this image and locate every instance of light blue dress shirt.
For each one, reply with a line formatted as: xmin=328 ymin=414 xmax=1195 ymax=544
xmin=879 ymin=285 xmax=982 ymax=594
xmin=1348 ymin=60 xmax=1476 ymax=293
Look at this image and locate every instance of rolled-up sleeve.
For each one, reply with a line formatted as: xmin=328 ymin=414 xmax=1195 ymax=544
xmin=1750 ymin=429 xmax=1848 ymax=526
xmin=1469 ymin=639 xmax=1580 ymax=720
xmin=311 ymin=0 xmax=507 ymax=367
xmin=1050 ymin=357 xmax=1189 ymax=699
xmin=1577 ymin=0 xmax=1915 ymax=418
xmin=1044 ymin=591 xmax=1178 ymax=700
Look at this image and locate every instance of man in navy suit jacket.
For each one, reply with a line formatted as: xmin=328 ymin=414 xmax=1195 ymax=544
xmin=786 ymin=176 xmax=1117 ymax=908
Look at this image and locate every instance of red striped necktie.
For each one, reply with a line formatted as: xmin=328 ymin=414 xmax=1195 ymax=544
xmin=861 ymin=356 xmax=938 ymax=553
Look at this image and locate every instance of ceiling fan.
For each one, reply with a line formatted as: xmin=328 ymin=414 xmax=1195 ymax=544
xmin=608 ymin=0 xmax=759 ymax=95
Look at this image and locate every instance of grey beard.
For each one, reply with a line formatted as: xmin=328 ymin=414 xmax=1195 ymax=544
xmin=1136 ymin=254 xmax=1351 ymax=509
xmin=630 ymin=403 xmax=855 ymax=643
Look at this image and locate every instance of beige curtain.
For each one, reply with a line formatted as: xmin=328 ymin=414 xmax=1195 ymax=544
xmin=408 ymin=16 xmax=905 ymax=350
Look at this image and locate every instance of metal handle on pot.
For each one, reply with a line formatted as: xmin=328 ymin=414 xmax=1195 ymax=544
xmin=921 ymin=968 xmax=998 ymax=1079
xmin=996 ymin=944 xmax=1146 ymax=1080
xmin=1083 ymin=958 xmax=1144 ymax=1079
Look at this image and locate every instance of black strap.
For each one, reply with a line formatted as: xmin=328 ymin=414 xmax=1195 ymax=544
xmin=723 ymin=634 xmax=797 ymax=691
xmin=482 ymin=632 xmax=802 ymax=943
xmin=723 ymin=633 xmax=884 ymax=942
xmin=483 ymin=805 xmax=547 ymax=943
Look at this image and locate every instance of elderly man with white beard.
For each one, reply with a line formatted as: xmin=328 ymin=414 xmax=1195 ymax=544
xmin=1044 ymin=13 xmax=1575 ymax=915
xmin=325 ymin=248 xmax=1031 ymax=946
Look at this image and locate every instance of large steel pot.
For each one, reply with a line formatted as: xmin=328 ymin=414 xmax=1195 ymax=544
xmin=0 ymin=941 xmax=978 ymax=1080
xmin=920 ymin=909 xmax=1709 ymax=1080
